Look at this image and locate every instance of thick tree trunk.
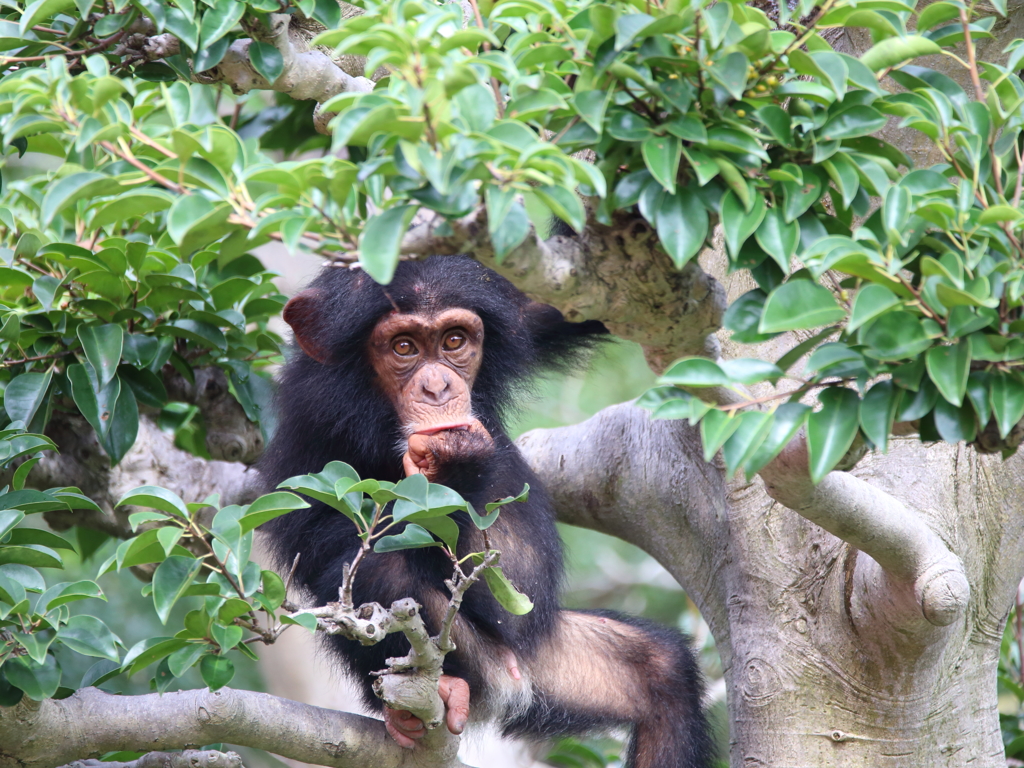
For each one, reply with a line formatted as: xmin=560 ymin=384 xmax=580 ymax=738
xmin=517 ymin=407 xmax=1024 ymax=767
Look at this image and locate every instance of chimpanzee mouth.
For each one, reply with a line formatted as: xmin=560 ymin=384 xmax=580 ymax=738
xmin=413 ymin=422 xmax=473 ymax=436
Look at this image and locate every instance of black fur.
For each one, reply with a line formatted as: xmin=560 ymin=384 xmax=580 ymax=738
xmin=257 ymin=256 xmax=712 ymax=767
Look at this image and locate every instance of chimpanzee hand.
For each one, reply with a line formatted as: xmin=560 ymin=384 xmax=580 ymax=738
xmin=383 ymin=674 xmax=471 ymax=748
xmin=403 ymin=421 xmax=493 ymax=481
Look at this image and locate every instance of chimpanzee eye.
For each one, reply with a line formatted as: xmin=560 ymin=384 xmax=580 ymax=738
xmin=393 ymin=339 xmax=417 ymax=356
xmin=442 ymin=330 xmax=466 ymax=351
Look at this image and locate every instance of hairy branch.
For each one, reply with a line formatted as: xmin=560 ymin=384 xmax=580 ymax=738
xmin=0 ymin=687 xmax=467 ymax=768
xmin=759 ymin=437 xmax=970 ymax=628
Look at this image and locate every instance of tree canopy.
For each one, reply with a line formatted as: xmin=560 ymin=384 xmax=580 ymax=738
xmin=1 ymin=0 xmax=1024 ymax=764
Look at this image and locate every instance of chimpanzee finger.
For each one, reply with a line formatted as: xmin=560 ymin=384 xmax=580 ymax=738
xmin=438 ymin=674 xmax=471 ymax=735
xmin=384 ymin=706 xmax=425 ymax=748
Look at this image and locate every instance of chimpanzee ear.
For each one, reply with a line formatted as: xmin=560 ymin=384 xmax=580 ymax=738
xmin=283 ymin=290 xmax=333 ymax=364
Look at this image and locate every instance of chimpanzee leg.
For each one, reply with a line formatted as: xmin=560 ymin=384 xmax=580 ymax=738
xmin=503 ymin=610 xmax=714 ymax=768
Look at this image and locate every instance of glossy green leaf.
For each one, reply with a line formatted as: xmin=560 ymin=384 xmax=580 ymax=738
xmin=700 ymin=409 xmax=744 ymax=463
xmin=990 ymin=372 xmax=1024 ymax=439
xmin=860 ymin=36 xmax=942 ymax=71
xmin=933 ymin=398 xmax=976 ymax=443
xmin=862 ymin=312 xmax=934 ymax=361
xmin=660 ymin=358 xmax=730 ymax=387
xmin=744 ymin=403 xmax=811 ymax=478
xmin=167 ymin=643 xmax=209 ymax=678
xmin=807 ymin=387 xmax=860 ymax=483
xmin=859 ymin=380 xmax=902 ymax=453
xmin=77 ymin=324 xmax=123 ymax=390
xmin=152 ymin=556 xmax=203 ymax=624
xmin=759 ymin=281 xmax=845 ymax=333
xmin=479 ymin=564 xmax=534 ymax=615
xmin=3 ymin=371 xmax=52 ymax=426
xmin=4 ymin=654 xmax=60 ymax=701
xmin=198 ymin=0 xmax=243 ymax=48
xmin=642 ymin=136 xmax=681 ymax=195
xmin=648 ymin=186 xmax=703 ymax=266
xmin=238 ymin=492 xmax=310 ymax=533
xmin=359 ymin=205 xmax=419 ymax=285
xmin=117 ymin=486 xmax=190 ymax=518
xmin=722 ymin=410 xmax=774 ymax=478
xmin=374 ymin=523 xmax=439 ymax=552
xmin=755 ymin=208 xmax=799 ymax=271
xmin=199 ymin=653 xmax=235 ymax=690
xmin=848 ymin=284 xmax=900 ymax=332
xmin=926 ymin=340 xmax=970 ymax=406
xmin=249 ymin=41 xmax=284 ymax=84
xmin=58 ymin=615 xmax=121 ymax=661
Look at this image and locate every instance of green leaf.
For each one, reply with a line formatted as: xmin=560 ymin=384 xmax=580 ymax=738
xmin=534 ymin=186 xmax=585 ymax=233
xmin=743 ymin=403 xmax=810 ymax=478
xmin=722 ymin=410 xmax=774 ymax=478
xmin=491 ymin=200 xmax=530 ymax=264
xmin=359 ymin=205 xmax=419 ymax=285
xmin=0 ymin=544 xmax=63 ymax=569
xmin=759 ymin=281 xmax=845 ymax=333
xmin=45 ymin=579 xmax=105 ymax=609
xmin=40 ymin=172 xmax=118 ymax=227
xmin=167 ymin=643 xmax=208 ymax=677
xmin=249 ymin=41 xmax=284 ymax=84
xmin=238 ymin=492 xmax=310 ymax=533
xmin=655 ymin=189 xmax=708 ymax=268
xmin=990 ymin=372 xmax=1024 ymax=439
xmin=721 ymin=190 xmax=766 ymax=256
xmin=280 ymin=612 xmax=317 ymax=631
xmin=806 ymin=387 xmax=860 ymax=483
xmin=4 ymin=654 xmax=60 ymax=701
xmin=117 ymin=486 xmax=189 ymax=518
xmin=152 ymin=555 xmax=203 ymax=625
xmin=78 ymin=324 xmax=124 ymax=390
xmin=977 ymin=205 xmax=1023 ymax=225
xmin=660 ymin=358 xmax=730 ymax=387
xmin=479 ymin=564 xmax=534 ymax=615
xmin=860 ymin=36 xmax=942 ymax=71
xmin=642 ymin=136 xmax=681 ymax=195
xmin=700 ymin=409 xmax=744 ymax=463
xmin=58 ymin=615 xmax=121 ymax=661
xmin=820 ymin=106 xmax=887 ymax=141
xmin=848 ymin=284 xmax=900 ymax=332
xmin=709 ymin=51 xmax=749 ymax=100
xmin=859 ymin=380 xmax=902 ymax=453
xmin=0 ymin=509 xmax=25 ymax=540
xmin=3 ymin=370 xmax=52 ymax=426
xmin=932 ymin=398 xmax=976 ymax=443
xmin=198 ymin=0 xmax=243 ymax=48
xmin=755 ymin=208 xmax=799 ymax=272
xmin=925 ymin=340 xmax=970 ymax=406
xmin=374 ymin=523 xmax=439 ymax=552
xmin=210 ymin=623 xmax=244 ymax=652
xmin=19 ymin=0 xmax=74 ymax=35
xmin=862 ymin=311 xmax=933 ymax=360
xmin=199 ymin=653 xmax=234 ymax=690
xmin=782 ymin=174 xmax=823 ymax=223
xmin=260 ymin=569 xmax=286 ymax=610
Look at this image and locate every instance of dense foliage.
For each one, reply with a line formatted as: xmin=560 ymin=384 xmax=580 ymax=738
xmin=0 ymin=0 xmax=1023 ymax=760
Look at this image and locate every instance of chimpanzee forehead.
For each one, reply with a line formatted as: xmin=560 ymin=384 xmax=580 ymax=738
xmin=370 ymin=307 xmax=484 ymax=346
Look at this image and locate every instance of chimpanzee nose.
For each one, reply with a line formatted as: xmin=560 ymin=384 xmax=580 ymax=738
xmin=420 ymin=368 xmax=452 ymax=405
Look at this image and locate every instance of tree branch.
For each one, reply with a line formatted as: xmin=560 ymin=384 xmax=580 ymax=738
xmin=0 ymin=686 xmax=468 ymax=768
xmin=28 ymin=413 xmax=257 ymax=540
xmin=514 ymin=402 xmax=730 ymax=630
xmin=196 ymin=14 xmax=373 ymax=133
xmin=759 ymin=436 xmax=970 ymax=628
xmin=401 ymin=207 xmax=726 ymax=366
xmin=60 ymin=749 xmax=243 ymax=768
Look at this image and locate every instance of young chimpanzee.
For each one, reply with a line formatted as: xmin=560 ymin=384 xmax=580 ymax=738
xmin=257 ymin=256 xmax=713 ymax=768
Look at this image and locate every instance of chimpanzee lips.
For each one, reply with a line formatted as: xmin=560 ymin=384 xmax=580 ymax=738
xmin=413 ymin=422 xmax=473 ymax=436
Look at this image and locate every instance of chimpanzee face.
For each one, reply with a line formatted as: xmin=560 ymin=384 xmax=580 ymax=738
xmin=367 ymin=307 xmax=484 ymax=437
